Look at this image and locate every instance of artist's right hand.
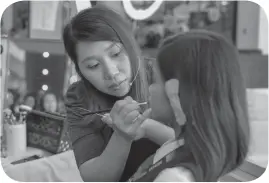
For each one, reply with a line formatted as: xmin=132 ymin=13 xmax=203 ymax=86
xmin=102 ymin=96 xmax=147 ymax=141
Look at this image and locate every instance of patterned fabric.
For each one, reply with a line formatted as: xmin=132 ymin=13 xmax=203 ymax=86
xmin=57 ymin=130 xmax=72 ymax=153
xmin=26 ymin=112 xmax=72 ymax=154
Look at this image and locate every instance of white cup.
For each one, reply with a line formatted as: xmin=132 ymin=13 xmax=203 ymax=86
xmin=5 ymin=123 xmax=27 ymax=157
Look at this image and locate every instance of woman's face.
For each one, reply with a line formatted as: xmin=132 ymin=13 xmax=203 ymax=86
xmin=77 ymin=41 xmax=132 ymax=97
xmin=148 ymin=65 xmax=175 ymax=124
xmin=58 ymin=100 xmax=66 ymax=113
xmin=43 ymin=94 xmax=57 ymax=113
xmin=24 ymin=96 xmax=35 ymax=108
xmin=6 ymin=92 xmax=14 ymax=107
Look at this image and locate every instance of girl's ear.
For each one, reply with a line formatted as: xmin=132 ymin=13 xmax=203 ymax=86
xmin=165 ymin=79 xmax=186 ymax=126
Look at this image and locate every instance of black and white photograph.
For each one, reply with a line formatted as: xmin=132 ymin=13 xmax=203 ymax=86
xmin=0 ymin=0 xmax=268 ymax=182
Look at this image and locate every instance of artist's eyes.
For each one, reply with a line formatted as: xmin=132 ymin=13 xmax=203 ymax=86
xmin=111 ymin=49 xmax=123 ymax=58
xmin=110 ymin=45 xmax=124 ymax=58
xmin=87 ymin=62 xmax=100 ymax=69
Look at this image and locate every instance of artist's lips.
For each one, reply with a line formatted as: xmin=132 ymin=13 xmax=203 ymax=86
xmin=108 ymin=79 xmax=127 ymax=90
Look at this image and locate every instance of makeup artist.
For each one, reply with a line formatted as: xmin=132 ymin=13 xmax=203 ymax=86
xmin=63 ymin=6 xmax=174 ymax=182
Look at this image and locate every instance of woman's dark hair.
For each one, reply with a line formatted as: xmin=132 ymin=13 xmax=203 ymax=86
xmin=62 ymin=6 xmax=148 ymax=110
xmin=7 ymin=89 xmax=20 ymax=113
xmin=157 ymin=30 xmax=250 ymax=181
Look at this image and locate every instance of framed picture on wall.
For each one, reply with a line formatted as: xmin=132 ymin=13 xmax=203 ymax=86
xmin=11 ymin=1 xmax=30 ymax=38
xmin=29 ymin=1 xmax=62 ymax=40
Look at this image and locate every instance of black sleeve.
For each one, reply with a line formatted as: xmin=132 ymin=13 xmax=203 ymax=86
xmin=64 ymin=81 xmax=110 ymax=167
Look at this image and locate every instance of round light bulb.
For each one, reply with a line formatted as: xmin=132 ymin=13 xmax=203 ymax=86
xmin=42 ymin=84 xmax=48 ymax=91
xmin=43 ymin=52 xmax=50 ymax=58
xmin=42 ymin=69 xmax=49 ymax=75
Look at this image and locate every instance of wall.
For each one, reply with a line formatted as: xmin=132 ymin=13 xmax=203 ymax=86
xmin=239 ymin=52 xmax=268 ymax=88
xmin=236 ymin=1 xmax=260 ymax=50
xmin=236 ymin=2 xmax=268 ymax=88
xmin=258 ymin=7 xmax=268 ymax=55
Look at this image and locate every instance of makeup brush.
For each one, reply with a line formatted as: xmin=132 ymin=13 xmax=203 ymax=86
xmin=77 ymin=102 xmax=148 ymax=117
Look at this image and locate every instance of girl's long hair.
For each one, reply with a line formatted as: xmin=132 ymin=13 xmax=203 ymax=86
xmin=63 ymin=6 xmax=148 ymax=111
xmin=157 ymin=30 xmax=250 ymax=181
